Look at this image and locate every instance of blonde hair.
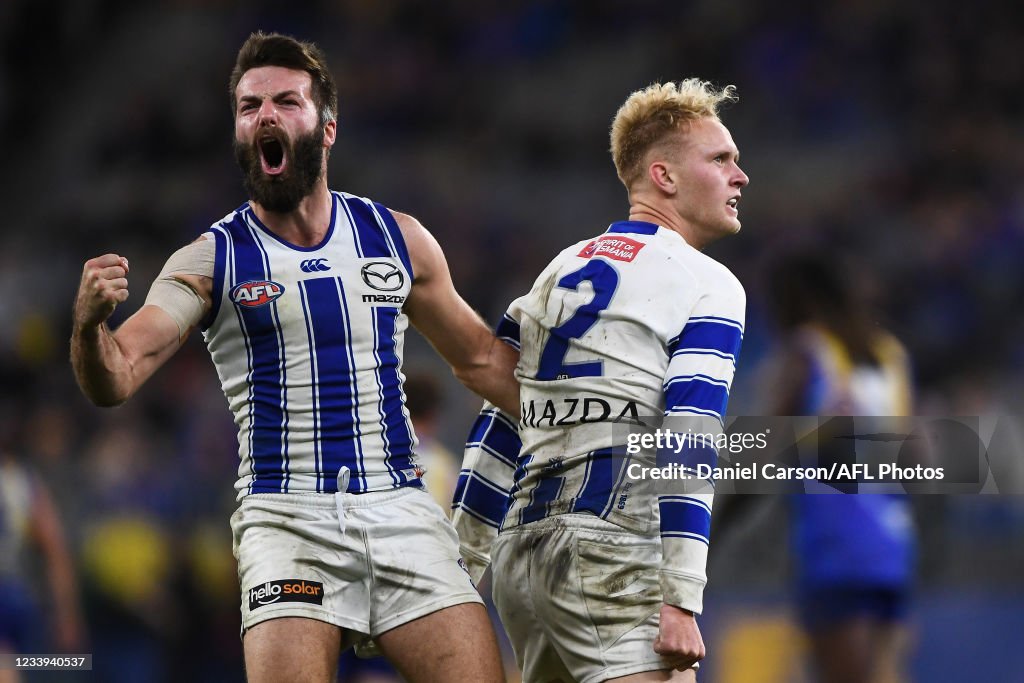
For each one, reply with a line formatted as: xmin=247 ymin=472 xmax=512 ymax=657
xmin=610 ymin=79 xmax=738 ymax=188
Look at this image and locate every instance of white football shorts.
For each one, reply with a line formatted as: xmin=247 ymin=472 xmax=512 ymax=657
xmin=492 ymin=513 xmax=685 ymax=683
xmin=231 ymin=485 xmax=482 ymax=647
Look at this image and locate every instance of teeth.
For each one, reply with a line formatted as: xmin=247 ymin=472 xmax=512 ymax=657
xmin=727 ymin=198 xmax=738 ymax=207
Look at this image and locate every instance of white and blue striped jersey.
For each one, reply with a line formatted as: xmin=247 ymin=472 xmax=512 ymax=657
xmin=203 ymin=191 xmax=423 ymax=499
xmin=453 ymin=220 xmax=745 ymax=612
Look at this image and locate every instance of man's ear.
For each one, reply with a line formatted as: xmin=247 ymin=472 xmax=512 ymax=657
xmin=323 ymin=119 xmax=337 ymax=148
xmin=648 ymin=161 xmax=677 ymax=195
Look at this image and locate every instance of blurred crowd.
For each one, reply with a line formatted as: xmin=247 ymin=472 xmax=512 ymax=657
xmin=1 ymin=1 xmax=1022 ymax=681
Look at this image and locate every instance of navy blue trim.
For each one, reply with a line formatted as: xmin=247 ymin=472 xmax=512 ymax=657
xmin=243 ymin=200 xmax=337 ymax=252
xmin=374 ymin=202 xmax=415 ymax=280
xmin=606 ymin=220 xmax=659 ymax=235
xmin=659 ymin=497 xmax=712 ymax=541
xmin=201 ymin=229 xmax=227 ymax=331
xmin=452 ymin=470 xmax=510 ymax=528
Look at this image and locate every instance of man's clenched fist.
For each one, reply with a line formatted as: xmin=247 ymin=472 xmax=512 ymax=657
xmin=74 ymin=254 xmax=130 ymax=329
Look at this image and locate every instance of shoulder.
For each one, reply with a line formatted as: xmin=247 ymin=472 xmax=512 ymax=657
xmin=381 ymin=209 xmax=447 ymax=285
xmin=669 ymin=238 xmax=745 ymax=300
xmin=388 ymin=209 xmax=426 ymax=236
xmin=386 ymin=209 xmax=435 ymax=254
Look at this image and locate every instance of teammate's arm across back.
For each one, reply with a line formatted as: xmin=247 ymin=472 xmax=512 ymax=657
xmin=71 ymin=241 xmax=212 ymax=406
xmin=393 ymin=210 xmax=520 ymax=417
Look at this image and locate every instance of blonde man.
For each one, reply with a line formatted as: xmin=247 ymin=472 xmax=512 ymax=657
xmin=453 ymin=80 xmax=749 ymax=682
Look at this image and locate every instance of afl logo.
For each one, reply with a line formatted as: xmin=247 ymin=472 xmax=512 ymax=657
xmin=231 ymin=280 xmax=286 ymax=307
xmin=361 ymin=262 xmax=404 ymax=292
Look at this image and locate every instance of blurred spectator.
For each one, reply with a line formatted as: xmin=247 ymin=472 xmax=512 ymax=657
xmin=765 ymin=252 xmax=916 ymax=683
xmin=0 ymin=446 xmax=86 ymax=674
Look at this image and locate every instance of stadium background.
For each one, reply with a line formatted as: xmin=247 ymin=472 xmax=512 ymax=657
xmin=1 ymin=1 xmax=1022 ymax=681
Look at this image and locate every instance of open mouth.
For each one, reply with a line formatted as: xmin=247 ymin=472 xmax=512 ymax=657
xmin=727 ymin=197 xmax=740 ymax=213
xmin=258 ymin=136 xmax=287 ymax=176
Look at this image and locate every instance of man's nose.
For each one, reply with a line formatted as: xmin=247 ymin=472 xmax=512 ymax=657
xmin=256 ymin=100 xmax=278 ymax=126
xmin=733 ymin=166 xmax=749 ymax=187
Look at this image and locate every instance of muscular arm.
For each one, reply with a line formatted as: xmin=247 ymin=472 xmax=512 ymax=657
xmin=392 ymin=211 xmax=520 ymax=417
xmin=71 ymin=240 xmax=213 ymax=406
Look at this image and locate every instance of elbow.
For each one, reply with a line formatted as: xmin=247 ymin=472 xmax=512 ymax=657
xmin=452 ymin=364 xmax=481 ymax=394
xmin=85 ymin=388 xmax=131 ymax=408
xmin=75 ymin=377 xmax=131 ymax=408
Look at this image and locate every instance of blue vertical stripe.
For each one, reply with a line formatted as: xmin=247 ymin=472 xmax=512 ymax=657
xmin=338 ymin=194 xmax=366 ymax=258
xmin=297 ymin=283 xmax=323 ymax=492
xmin=571 ymin=447 xmax=631 ymax=518
xmin=223 ymin=225 xmax=257 ymax=495
xmin=301 ymin=276 xmax=361 ymax=492
xmin=230 ymin=216 xmax=287 ymax=494
xmin=255 ymin=224 xmax=291 ymax=492
xmin=521 ymin=475 xmax=564 ymax=525
xmin=371 ymin=201 xmax=414 ymax=278
xmin=343 ymin=196 xmax=392 ymax=258
xmin=373 ymin=307 xmax=415 ymax=484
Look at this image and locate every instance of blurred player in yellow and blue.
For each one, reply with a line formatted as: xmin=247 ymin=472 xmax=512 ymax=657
xmin=766 ymin=252 xmax=915 ymax=683
xmin=0 ymin=410 xmax=85 ymax=683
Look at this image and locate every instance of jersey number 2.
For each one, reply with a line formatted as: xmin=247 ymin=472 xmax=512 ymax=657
xmin=536 ymin=260 xmax=619 ymax=380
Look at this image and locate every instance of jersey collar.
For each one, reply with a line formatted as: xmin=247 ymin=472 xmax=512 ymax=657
xmin=606 ymin=220 xmax=659 ymax=235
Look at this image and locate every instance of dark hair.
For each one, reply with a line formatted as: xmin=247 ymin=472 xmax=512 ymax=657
xmin=229 ymin=32 xmax=338 ymax=126
xmin=767 ymin=251 xmax=881 ymax=366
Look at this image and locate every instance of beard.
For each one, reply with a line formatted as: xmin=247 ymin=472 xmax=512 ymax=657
xmin=233 ymin=127 xmax=325 ymax=213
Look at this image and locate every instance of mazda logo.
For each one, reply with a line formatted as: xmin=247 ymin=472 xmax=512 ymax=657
xmin=361 ymin=262 xmax=405 ymax=292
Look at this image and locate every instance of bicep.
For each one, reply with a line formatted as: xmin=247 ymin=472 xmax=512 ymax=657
xmin=396 ymin=212 xmax=493 ymax=368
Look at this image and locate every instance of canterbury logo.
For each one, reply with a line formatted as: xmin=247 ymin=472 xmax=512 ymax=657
xmin=300 ymin=258 xmax=331 ymax=272
xmin=360 ymin=261 xmax=405 ymax=291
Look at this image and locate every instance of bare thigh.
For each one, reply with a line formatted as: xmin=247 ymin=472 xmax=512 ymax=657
xmin=810 ymin=618 xmax=908 ymax=683
xmin=375 ymin=602 xmax=504 ymax=683
xmin=243 ymin=617 xmax=342 ymax=683
xmin=608 ymin=667 xmax=697 ymax=683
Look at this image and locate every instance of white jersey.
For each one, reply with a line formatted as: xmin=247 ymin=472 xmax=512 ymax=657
xmin=453 ymin=220 xmax=745 ymax=612
xmin=0 ymin=461 xmax=34 ymax=579
xmin=203 ymin=192 xmax=423 ymax=499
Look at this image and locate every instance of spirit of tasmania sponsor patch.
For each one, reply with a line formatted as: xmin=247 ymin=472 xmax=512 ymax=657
xmin=577 ymin=235 xmax=646 ymax=263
